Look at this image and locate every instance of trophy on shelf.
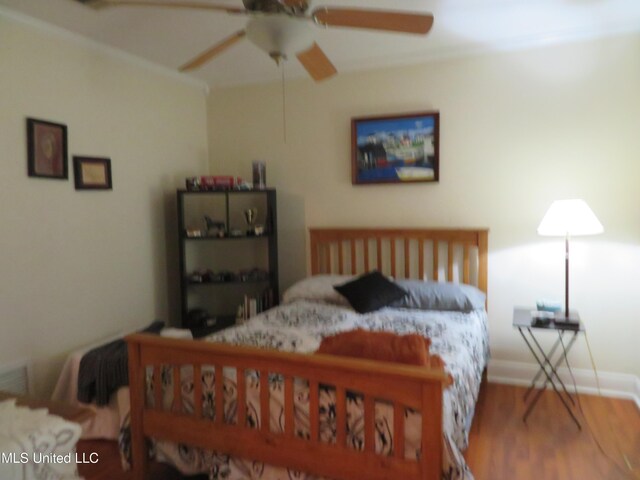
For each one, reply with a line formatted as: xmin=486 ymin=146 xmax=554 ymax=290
xmin=244 ymin=207 xmax=263 ymax=235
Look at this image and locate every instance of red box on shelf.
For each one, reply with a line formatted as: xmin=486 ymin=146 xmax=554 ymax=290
xmin=202 ymin=176 xmax=235 ymax=188
xmin=186 ymin=176 xmax=243 ymax=190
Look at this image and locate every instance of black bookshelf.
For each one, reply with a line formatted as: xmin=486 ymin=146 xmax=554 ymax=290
xmin=177 ymin=189 xmax=279 ymax=334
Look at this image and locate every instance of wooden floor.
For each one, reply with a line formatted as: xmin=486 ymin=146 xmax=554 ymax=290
xmin=465 ymin=383 xmax=640 ymax=480
xmin=78 ymin=383 xmax=639 ymax=480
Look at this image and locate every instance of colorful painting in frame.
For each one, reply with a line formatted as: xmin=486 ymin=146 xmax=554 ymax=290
xmin=351 ymin=111 xmax=439 ymax=185
xmin=27 ymin=118 xmax=68 ymax=179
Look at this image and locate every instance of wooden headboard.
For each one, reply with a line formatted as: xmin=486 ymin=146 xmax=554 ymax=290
xmin=309 ymin=228 xmax=488 ymax=295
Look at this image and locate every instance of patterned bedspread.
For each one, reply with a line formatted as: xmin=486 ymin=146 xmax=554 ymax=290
xmin=144 ymin=300 xmax=489 ymax=480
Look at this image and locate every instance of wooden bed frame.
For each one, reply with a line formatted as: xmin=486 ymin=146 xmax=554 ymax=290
xmin=126 ymin=228 xmax=488 ymax=480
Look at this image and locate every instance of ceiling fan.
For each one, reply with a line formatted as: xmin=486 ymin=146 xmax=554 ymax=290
xmin=80 ymin=0 xmax=434 ymax=82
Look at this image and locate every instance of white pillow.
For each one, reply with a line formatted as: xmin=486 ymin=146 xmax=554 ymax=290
xmin=282 ymin=275 xmax=354 ymax=306
xmin=160 ymin=328 xmax=193 ymax=339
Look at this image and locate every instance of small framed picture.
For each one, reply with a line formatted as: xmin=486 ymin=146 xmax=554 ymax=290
xmin=73 ymin=156 xmax=112 ymax=190
xmin=27 ymin=118 xmax=68 ymax=179
xmin=351 ymin=111 xmax=439 ymax=185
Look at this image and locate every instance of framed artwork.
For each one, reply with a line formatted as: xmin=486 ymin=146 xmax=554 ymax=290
xmin=351 ymin=111 xmax=439 ymax=185
xmin=73 ymin=156 xmax=112 ymax=190
xmin=27 ymin=118 xmax=68 ymax=179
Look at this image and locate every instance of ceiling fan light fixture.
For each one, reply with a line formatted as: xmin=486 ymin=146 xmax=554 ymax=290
xmin=246 ymin=15 xmax=315 ymax=62
xmin=269 ymin=52 xmax=286 ymax=64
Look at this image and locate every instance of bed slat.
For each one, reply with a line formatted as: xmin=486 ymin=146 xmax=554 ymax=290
xmin=127 ymin=341 xmax=148 ymax=477
xmin=325 ymin=245 xmax=331 ymax=273
xmin=172 ymin=366 xmax=182 ymax=413
xmin=215 ymin=366 xmax=224 ymax=424
xmin=447 ymin=242 xmax=454 ymax=281
xmin=193 ymin=365 xmax=202 ymax=418
xmin=478 ymin=233 xmax=488 ymax=297
xmin=364 ymin=396 xmax=375 ymax=453
xmin=463 ymin=244 xmax=470 ymax=284
xmin=376 ymin=238 xmax=382 ymax=271
xmin=421 ymin=384 xmax=443 ymax=479
xmin=404 ymin=238 xmax=410 ymax=278
xmin=335 ymin=386 xmax=346 ymax=447
xmin=363 ymin=239 xmax=369 ymax=271
xmin=309 ymin=381 xmax=319 ymax=442
xmin=390 ymin=239 xmax=396 ymax=277
xmin=418 ymin=239 xmax=425 ymax=280
xmin=153 ymin=365 xmax=162 ymax=411
xmin=237 ymin=368 xmax=246 ymax=427
xmin=310 ymin=235 xmax=319 ymax=277
xmin=394 ymin=403 xmax=405 ymax=459
xmin=338 ymin=242 xmax=344 ymax=274
xmin=432 ymin=242 xmax=438 ymax=281
xmin=284 ymin=376 xmax=295 ymax=437
xmin=350 ymin=239 xmax=357 ymax=274
xmin=260 ymin=370 xmax=270 ymax=432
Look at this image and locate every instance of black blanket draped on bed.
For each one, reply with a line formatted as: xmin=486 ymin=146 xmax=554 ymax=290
xmin=77 ymin=320 xmax=164 ymax=406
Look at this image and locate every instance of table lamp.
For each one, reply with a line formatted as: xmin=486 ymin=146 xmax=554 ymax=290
xmin=537 ymin=199 xmax=603 ymax=323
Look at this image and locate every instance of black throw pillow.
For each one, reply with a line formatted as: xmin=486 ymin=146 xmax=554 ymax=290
xmin=334 ymin=270 xmax=407 ymax=314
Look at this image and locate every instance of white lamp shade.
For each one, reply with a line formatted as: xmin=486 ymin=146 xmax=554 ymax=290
xmin=537 ymin=199 xmax=604 ymax=236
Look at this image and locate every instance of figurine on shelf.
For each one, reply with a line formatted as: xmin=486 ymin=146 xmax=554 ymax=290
xmin=238 ymin=268 xmax=269 ymax=282
xmin=185 ymin=227 xmax=204 ymax=238
xmin=204 ymin=215 xmax=226 ymax=237
xmin=188 ymin=269 xmax=217 ymax=283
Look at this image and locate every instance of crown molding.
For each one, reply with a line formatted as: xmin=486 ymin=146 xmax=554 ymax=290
xmin=0 ymin=5 xmax=209 ymax=93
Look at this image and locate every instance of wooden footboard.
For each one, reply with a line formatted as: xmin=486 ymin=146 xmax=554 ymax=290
xmin=126 ymin=333 xmax=447 ymax=480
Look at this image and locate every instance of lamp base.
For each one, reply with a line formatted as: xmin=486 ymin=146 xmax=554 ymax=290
xmin=554 ymin=310 xmax=580 ymax=327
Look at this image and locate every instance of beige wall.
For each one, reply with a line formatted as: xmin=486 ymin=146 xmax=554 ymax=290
xmin=0 ymin=14 xmax=209 ymax=396
xmin=208 ymin=34 xmax=640 ymax=377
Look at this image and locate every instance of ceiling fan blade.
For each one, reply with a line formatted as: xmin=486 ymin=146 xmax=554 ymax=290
xmin=88 ymin=0 xmax=246 ymax=14
xmin=180 ymin=30 xmax=246 ymax=72
xmin=296 ymin=42 xmax=337 ymax=82
xmin=312 ymin=7 xmax=434 ymax=35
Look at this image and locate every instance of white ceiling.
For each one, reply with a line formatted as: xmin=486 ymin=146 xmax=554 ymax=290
xmin=1 ymin=0 xmax=639 ymax=88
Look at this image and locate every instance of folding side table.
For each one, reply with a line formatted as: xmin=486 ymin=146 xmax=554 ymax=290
xmin=513 ymin=307 xmax=583 ymax=429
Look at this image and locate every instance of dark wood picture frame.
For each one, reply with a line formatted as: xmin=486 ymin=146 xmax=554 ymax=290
xmin=27 ymin=118 xmax=68 ymax=180
xmin=73 ymin=156 xmax=112 ymax=190
xmin=351 ymin=111 xmax=439 ymax=185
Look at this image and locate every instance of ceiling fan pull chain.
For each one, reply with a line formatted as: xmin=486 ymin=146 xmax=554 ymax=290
xmin=281 ymin=60 xmax=287 ymax=144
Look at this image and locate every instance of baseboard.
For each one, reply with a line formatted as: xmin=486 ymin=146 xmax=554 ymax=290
xmin=487 ymin=359 xmax=640 ymax=410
